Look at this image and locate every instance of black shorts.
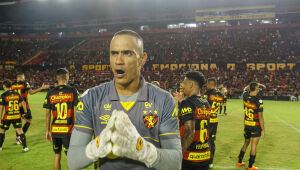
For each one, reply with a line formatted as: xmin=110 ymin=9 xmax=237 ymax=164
xmin=244 ymin=126 xmax=261 ymax=139
xmin=20 ymin=108 xmax=32 ymax=120
xmin=222 ymin=97 xmax=227 ymax=104
xmin=209 ymin=123 xmax=218 ymax=141
xmin=0 ymin=119 xmax=22 ymax=130
xmin=52 ymin=135 xmax=71 ymax=155
xmin=182 ymin=159 xmax=209 ymax=170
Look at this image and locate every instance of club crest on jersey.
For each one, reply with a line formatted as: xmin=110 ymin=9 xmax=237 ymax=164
xmin=143 ymin=112 xmax=158 ymax=129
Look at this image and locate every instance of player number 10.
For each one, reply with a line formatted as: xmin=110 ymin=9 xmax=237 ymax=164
xmin=55 ymin=102 xmax=68 ymax=119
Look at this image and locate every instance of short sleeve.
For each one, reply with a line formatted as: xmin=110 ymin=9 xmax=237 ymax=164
xmin=242 ymin=91 xmax=249 ymax=100
xmin=18 ymin=95 xmax=24 ymax=103
xmin=257 ymin=99 xmax=263 ymax=112
xmin=25 ymin=82 xmax=32 ymax=90
xmin=179 ymin=100 xmax=195 ymax=124
xmin=74 ymin=89 xmax=94 ymax=134
xmin=0 ymin=95 xmax=4 ymax=105
xmin=43 ymin=92 xmax=51 ymax=109
xmin=159 ymin=93 xmax=180 ymax=140
xmin=73 ymin=88 xmax=79 ymax=106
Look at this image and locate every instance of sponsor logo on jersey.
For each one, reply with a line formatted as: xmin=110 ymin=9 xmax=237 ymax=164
xmin=99 ymin=114 xmax=111 ymax=124
xmin=50 ymin=93 xmax=74 ymax=104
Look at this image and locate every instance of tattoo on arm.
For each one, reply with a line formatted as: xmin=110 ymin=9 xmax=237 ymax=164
xmin=181 ymin=120 xmax=195 ymax=153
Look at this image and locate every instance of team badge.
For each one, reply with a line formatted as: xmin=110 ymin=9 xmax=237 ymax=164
xmin=143 ymin=112 xmax=158 ymax=129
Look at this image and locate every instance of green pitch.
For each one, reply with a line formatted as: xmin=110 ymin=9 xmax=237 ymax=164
xmin=0 ymin=92 xmax=300 ymax=170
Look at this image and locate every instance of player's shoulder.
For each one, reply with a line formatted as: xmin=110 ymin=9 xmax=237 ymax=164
xmin=199 ymin=95 xmax=209 ymax=104
xmin=80 ymin=82 xmax=111 ymax=102
xmin=1 ymin=90 xmax=8 ymax=97
xmin=63 ymin=85 xmax=78 ymax=92
xmin=253 ymin=96 xmax=263 ymax=103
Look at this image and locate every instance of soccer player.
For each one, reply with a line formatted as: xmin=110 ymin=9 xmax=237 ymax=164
xmin=0 ymin=80 xmax=29 ymax=152
xmin=203 ymin=78 xmax=224 ymax=168
xmin=12 ymin=70 xmax=49 ymax=143
xmin=237 ymin=82 xmax=265 ymax=170
xmin=43 ymin=68 xmax=79 ymax=170
xmin=218 ymin=84 xmax=228 ymax=116
xmin=67 ymin=30 xmax=181 ymax=170
xmin=177 ymin=71 xmax=211 ymax=170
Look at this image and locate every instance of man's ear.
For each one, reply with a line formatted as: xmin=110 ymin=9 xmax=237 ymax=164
xmin=139 ymin=52 xmax=148 ymax=68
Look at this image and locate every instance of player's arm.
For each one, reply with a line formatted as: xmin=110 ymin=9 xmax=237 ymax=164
xmin=243 ymin=85 xmax=250 ymax=92
xmin=28 ymin=83 xmax=50 ymax=95
xmin=181 ymin=120 xmax=195 ymax=153
xmin=258 ymin=83 xmax=266 ymax=89
xmin=0 ymin=105 xmax=3 ymax=125
xmin=258 ymin=99 xmax=265 ymax=138
xmin=43 ymin=92 xmax=52 ymax=141
xmin=0 ymin=96 xmax=3 ymax=124
xmin=68 ymin=89 xmax=96 ymax=169
xmin=152 ymin=93 xmax=182 ymax=170
xmin=45 ymin=109 xmax=52 ymax=141
xmin=21 ymin=101 xmax=27 ymax=117
xmin=258 ymin=112 xmax=265 ymax=138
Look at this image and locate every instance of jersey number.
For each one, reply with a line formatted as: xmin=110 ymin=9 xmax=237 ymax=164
xmin=8 ymin=101 xmax=19 ymax=112
xmin=200 ymin=120 xmax=208 ymax=143
xmin=244 ymin=108 xmax=254 ymax=121
xmin=211 ymin=101 xmax=220 ymax=113
xmin=55 ymin=102 xmax=68 ymax=119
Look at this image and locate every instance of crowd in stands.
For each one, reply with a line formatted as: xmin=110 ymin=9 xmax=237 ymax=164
xmin=0 ymin=26 xmax=299 ymax=97
xmin=0 ymin=38 xmax=51 ymax=64
xmin=0 ymin=66 xmax=299 ymax=98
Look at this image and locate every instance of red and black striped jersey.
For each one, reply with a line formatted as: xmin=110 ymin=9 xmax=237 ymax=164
xmin=43 ymin=85 xmax=79 ymax=137
xmin=11 ymin=81 xmax=31 ymax=109
xmin=242 ymin=91 xmax=263 ymax=127
xmin=178 ymin=95 xmax=211 ymax=164
xmin=204 ymin=89 xmax=224 ymax=123
xmin=0 ymin=90 xmax=24 ymax=120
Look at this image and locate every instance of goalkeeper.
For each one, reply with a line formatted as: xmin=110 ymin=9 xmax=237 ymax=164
xmin=67 ymin=30 xmax=182 ymax=170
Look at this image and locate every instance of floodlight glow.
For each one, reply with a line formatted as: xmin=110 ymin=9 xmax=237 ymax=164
xmin=220 ymin=20 xmax=226 ymax=23
xmin=209 ymin=21 xmax=215 ymax=23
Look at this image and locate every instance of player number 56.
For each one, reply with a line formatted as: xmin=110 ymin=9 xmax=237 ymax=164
xmin=8 ymin=101 xmax=19 ymax=112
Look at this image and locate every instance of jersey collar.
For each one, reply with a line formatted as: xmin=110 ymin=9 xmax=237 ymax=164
xmin=109 ymin=76 xmax=148 ymax=102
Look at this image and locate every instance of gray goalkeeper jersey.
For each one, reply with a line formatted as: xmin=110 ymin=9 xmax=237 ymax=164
xmin=74 ymin=77 xmax=179 ymax=170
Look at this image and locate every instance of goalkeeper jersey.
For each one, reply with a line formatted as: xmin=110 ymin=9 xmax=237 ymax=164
xmin=74 ymin=77 xmax=180 ymax=170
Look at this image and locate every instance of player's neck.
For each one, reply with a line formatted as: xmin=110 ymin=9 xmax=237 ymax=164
xmin=188 ymin=89 xmax=200 ymax=97
xmin=17 ymin=78 xmax=24 ymax=81
xmin=4 ymin=88 xmax=11 ymax=91
xmin=250 ymin=92 xmax=257 ymax=96
xmin=115 ymin=77 xmax=141 ymax=96
xmin=58 ymin=82 xmax=67 ymax=86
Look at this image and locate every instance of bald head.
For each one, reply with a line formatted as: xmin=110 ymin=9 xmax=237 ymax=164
xmin=111 ymin=29 xmax=144 ymax=56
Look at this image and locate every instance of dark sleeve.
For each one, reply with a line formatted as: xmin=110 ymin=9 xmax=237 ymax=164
xmin=179 ymin=100 xmax=195 ymax=124
xmin=257 ymin=99 xmax=263 ymax=112
xmin=0 ymin=95 xmax=4 ymax=106
xmin=242 ymin=91 xmax=249 ymax=100
xmin=73 ymin=88 xmax=80 ymax=106
xmin=25 ymin=82 xmax=32 ymax=91
xmin=18 ymin=94 xmax=24 ymax=103
xmin=43 ymin=92 xmax=51 ymax=109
